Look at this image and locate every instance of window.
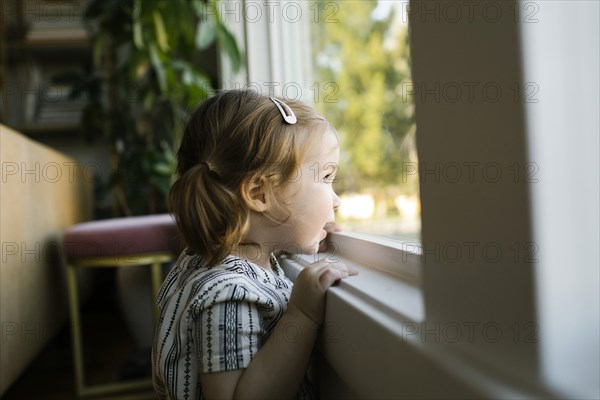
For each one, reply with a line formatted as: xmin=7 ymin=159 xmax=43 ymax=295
xmin=309 ymin=1 xmax=420 ymax=241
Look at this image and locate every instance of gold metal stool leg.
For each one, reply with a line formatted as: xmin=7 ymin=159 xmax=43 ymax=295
xmin=66 ymin=264 xmax=86 ymax=396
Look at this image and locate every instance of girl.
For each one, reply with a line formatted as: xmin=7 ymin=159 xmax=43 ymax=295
xmin=152 ymin=90 xmax=358 ymax=399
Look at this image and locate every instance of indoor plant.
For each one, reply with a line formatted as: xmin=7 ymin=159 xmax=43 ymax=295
xmin=77 ymin=0 xmax=241 ymax=216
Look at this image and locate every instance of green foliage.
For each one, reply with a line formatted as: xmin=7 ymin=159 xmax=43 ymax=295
xmin=312 ymin=0 xmax=417 ymax=196
xmin=79 ymin=0 xmax=241 ymax=216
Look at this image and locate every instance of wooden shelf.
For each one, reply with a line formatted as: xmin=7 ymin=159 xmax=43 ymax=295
xmin=10 ymin=123 xmax=82 ymax=135
xmin=0 ymin=3 xmax=92 ymax=140
xmin=8 ymin=37 xmax=90 ymax=49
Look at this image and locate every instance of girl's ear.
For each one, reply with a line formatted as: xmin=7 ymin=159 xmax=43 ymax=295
xmin=240 ymin=175 xmax=271 ymax=212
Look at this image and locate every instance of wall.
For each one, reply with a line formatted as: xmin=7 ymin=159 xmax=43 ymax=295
xmin=0 ymin=124 xmax=93 ymax=395
xmin=520 ymin=2 xmax=599 ymax=398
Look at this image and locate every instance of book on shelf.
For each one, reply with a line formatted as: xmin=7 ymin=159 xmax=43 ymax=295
xmin=37 ymin=84 xmax=86 ymax=125
xmin=26 ymin=28 xmax=88 ymax=42
xmin=1 ymin=61 xmax=42 ymax=127
xmin=23 ymin=0 xmax=89 ymax=43
xmin=2 ymin=64 xmax=86 ymax=129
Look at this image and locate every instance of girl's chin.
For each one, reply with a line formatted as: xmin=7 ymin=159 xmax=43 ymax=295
xmin=301 ymin=244 xmax=320 ymax=255
xmin=300 ymin=240 xmax=322 ymax=255
xmin=288 ymin=232 xmax=327 ymax=255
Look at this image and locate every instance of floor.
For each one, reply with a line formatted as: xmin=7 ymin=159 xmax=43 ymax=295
xmin=3 ymin=272 xmax=156 ymax=399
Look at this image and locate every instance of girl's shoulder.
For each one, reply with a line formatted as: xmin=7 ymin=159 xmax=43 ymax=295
xmin=171 ymin=248 xmax=292 ymax=293
xmin=158 ymin=249 xmax=293 ymax=318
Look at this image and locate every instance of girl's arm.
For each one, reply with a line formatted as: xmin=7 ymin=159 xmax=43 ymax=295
xmin=200 ymin=258 xmax=358 ymax=400
xmin=201 ymin=304 xmax=318 ymax=400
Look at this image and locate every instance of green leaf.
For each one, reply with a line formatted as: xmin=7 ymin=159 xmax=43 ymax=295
xmin=216 ymin=23 xmax=242 ymax=72
xmin=93 ymin=33 xmax=106 ymax=66
xmin=185 ymin=85 xmax=210 ymax=107
xmin=163 ymin=145 xmax=175 ymax=162
xmin=133 ymin=0 xmax=144 ymax=49
xmin=133 ymin=22 xmax=144 ymax=49
xmin=142 ymin=91 xmax=155 ymax=110
xmin=152 ymin=11 xmax=170 ymax=52
xmin=191 ymin=0 xmax=205 ymax=15
xmin=168 ymin=60 xmax=212 ymax=87
xmin=195 ymin=17 xmax=217 ymax=50
xmin=164 ymin=67 xmax=184 ymax=103
xmin=178 ymin=3 xmax=196 ymax=48
xmin=152 ymin=162 xmax=172 ymax=175
xmin=149 ymin=43 xmax=167 ymax=92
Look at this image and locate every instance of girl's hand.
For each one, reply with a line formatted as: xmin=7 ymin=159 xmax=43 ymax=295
xmin=288 ymin=258 xmax=358 ymax=325
xmin=318 ymin=221 xmax=342 ymax=253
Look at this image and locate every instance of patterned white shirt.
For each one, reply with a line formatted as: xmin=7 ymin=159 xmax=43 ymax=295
xmin=152 ymin=249 xmax=317 ymax=399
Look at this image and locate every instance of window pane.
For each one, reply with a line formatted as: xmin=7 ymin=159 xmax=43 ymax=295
xmin=310 ymin=0 xmax=420 ymax=241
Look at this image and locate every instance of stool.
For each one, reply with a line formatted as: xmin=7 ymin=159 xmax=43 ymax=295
xmin=63 ymin=214 xmax=182 ymax=398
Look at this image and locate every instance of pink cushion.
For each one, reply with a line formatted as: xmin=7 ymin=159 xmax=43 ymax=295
xmin=64 ymin=214 xmax=184 ymax=260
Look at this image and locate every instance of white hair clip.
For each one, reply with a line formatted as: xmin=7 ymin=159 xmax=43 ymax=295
xmin=270 ymin=97 xmax=297 ymax=124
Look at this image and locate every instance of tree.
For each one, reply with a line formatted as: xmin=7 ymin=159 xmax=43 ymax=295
xmin=311 ymin=0 xmax=417 ymax=206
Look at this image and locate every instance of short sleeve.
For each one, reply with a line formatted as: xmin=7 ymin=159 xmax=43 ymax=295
xmin=194 ymin=283 xmax=268 ymax=373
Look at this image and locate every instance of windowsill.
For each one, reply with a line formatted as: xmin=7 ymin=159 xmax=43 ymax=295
xmin=327 ymin=231 xmax=422 ymax=284
xmin=277 ymin=232 xmax=554 ymax=399
xmin=278 ymin=232 xmax=424 ymax=324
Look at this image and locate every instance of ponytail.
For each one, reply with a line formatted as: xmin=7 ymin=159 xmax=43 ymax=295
xmin=168 ymin=163 xmax=249 ymax=267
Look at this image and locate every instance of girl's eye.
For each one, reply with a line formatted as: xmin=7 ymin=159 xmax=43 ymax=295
xmin=324 ymin=174 xmax=335 ymax=183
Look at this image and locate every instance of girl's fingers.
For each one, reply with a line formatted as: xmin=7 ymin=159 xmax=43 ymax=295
xmin=321 ymin=259 xmax=358 ymax=276
xmin=315 ymin=262 xmax=358 ymax=287
xmin=323 ymin=221 xmax=343 ymax=233
xmin=307 ymin=261 xmax=335 ymax=276
xmin=303 ymin=258 xmax=358 ymax=289
xmin=321 ymin=259 xmax=358 ymax=274
xmin=318 ymin=267 xmax=348 ymax=287
xmin=307 ymin=257 xmax=342 ymax=271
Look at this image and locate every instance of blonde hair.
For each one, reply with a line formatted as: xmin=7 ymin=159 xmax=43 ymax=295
xmin=169 ymin=90 xmax=334 ymax=266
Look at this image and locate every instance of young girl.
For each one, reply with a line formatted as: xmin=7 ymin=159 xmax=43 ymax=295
xmin=152 ymin=90 xmax=358 ymax=399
